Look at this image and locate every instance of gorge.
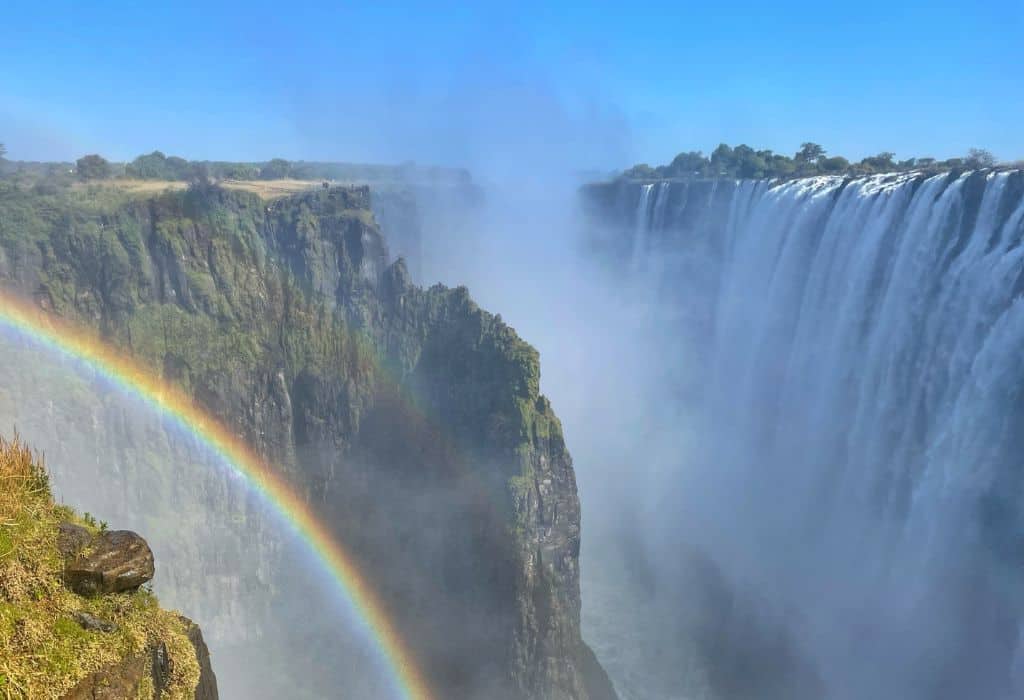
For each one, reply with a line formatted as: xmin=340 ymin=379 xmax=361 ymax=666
xmin=3 ymin=163 xmax=1024 ymax=700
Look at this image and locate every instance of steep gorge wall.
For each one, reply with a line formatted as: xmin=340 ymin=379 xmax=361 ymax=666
xmin=0 ymin=181 xmax=613 ymax=699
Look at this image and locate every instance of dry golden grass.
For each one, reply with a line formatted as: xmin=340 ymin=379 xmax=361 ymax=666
xmin=76 ymin=177 xmax=329 ymax=201
xmin=70 ymin=179 xmax=188 ymax=196
xmin=218 ymin=178 xmax=325 ymax=199
xmin=0 ymin=435 xmax=199 ymax=699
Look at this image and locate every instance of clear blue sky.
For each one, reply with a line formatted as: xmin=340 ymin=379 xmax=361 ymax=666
xmin=2 ymin=0 xmax=1021 ymax=171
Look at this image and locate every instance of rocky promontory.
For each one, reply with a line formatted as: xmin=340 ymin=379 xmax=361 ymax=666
xmin=0 ymin=434 xmax=218 ymax=698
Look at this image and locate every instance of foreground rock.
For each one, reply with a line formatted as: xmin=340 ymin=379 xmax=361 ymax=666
xmin=59 ymin=524 xmax=156 ymax=596
xmin=0 ymin=436 xmax=217 ymax=699
xmin=59 ymin=529 xmax=218 ymax=699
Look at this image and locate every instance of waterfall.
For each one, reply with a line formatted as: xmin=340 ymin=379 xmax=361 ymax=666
xmin=583 ymin=170 xmax=1024 ymax=699
xmin=631 ymin=183 xmax=656 ymax=270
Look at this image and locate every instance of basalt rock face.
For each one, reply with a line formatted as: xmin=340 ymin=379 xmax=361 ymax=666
xmin=181 ymin=617 xmax=220 ymax=700
xmin=0 ymin=181 xmax=613 ymax=699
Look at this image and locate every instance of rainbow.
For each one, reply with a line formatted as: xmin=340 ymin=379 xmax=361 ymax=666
xmin=0 ymin=289 xmax=432 ymax=700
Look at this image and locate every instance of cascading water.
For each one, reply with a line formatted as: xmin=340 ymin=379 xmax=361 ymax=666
xmin=581 ymin=170 xmax=1024 ymax=699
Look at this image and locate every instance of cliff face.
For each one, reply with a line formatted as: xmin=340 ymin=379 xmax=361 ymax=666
xmin=0 ymin=181 xmax=613 ymax=698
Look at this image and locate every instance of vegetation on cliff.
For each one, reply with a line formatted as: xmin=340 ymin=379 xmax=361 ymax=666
xmin=0 ymin=434 xmax=200 ymax=698
xmin=620 ymin=143 xmax=1013 ymax=181
xmin=0 ymin=145 xmax=471 ymax=189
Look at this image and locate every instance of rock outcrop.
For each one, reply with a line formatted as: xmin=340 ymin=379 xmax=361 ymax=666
xmin=61 ymin=526 xmax=156 ymax=596
xmin=0 ymin=435 xmax=217 ymax=699
xmin=58 ymin=527 xmax=218 ymax=700
xmin=0 ymin=181 xmax=613 ymax=698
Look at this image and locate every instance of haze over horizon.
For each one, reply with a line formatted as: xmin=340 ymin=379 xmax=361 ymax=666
xmin=2 ymin=0 xmax=1021 ymax=170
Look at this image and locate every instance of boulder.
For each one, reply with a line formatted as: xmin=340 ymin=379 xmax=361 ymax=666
xmin=56 ymin=522 xmax=92 ymax=558
xmin=63 ymin=530 xmax=155 ymax=596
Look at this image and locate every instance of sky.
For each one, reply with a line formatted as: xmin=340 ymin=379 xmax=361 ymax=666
xmin=2 ymin=0 xmax=1022 ymax=171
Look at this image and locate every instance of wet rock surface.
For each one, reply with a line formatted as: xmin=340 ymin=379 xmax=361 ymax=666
xmin=57 ymin=522 xmax=92 ymax=558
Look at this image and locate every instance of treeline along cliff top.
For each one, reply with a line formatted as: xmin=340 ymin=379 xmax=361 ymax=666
xmin=617 ymin=143 xmax=1019 ymax=181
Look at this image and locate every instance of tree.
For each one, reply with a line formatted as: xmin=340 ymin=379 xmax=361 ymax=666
xmin=795 ymin=142 xmax=826 ymax=164
xmin=668 ymin=151 xmax=708 ymax=177
xmin=965 ymin=148 xmax=996 ymax=169
xmin=75 ymin=154 xmax=112 ymax=180
xmin=260 ymin=158 xmax=292 ymax=180
xmin=860 ymin=152 xmax=896 ymax=172
xmin=187 ymin=161 xmax=212 ymax=187
xmin=733 ymin=144 xmax=767 ymax=178
xmin=127 ymin=151 xmax=169 ymax=179
xmin=819 ymin=156 xmax=850 ymax=173
xmin=0 ymin=143 xmax=6 ymax=160
xmin=165 ymin=156 xmax=191 ymax=180
xmin=623 ymin=163 xmax=657 ymax=180
xmin=766 ymin=154 xmax=796 ymax=177
xmin=710 ymin=144 xmax=735 ymax=176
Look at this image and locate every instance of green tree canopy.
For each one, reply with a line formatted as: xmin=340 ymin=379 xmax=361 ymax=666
xmin=795 ymin=143 xmax=826 ymax=164
xmin=819 ymin=156 xmax=850 ymax=173
xmin=733 ymin=145 xmax=767 ymax=178
xmin=966 ymin=148 xmax=996 ymax=168
xmin=710 ymin=144 xmax=735 ymax=175
xmin=75 ymin=154 xmax=112 ymax=180
xmin=860 ymin=152 xmax=896 ymax=172
xmin=623 ymin=163 xmax=658 ymax=179
xmin=126 ymin=151 xmax=192 ymax=180
xmin=620 ymin=143 xmax=1004 ymax=182
xmin=126 ymin=151 xmax=168 ymax=178
xmin=259 ymin=158 xmax=292 ymax=179
xmin=668 ymin=151 xmax=708 ymax=177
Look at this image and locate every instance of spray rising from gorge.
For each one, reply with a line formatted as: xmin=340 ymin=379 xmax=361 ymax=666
xmin=579 ymin=169 xmax=1024 ymax=699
